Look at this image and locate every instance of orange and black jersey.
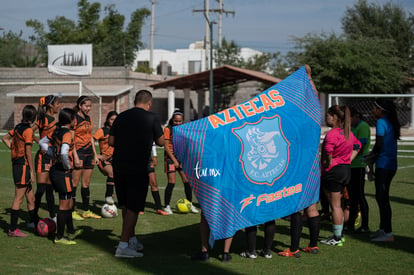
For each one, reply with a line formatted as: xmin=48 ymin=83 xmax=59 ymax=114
xmin=93 ymin=126 xmax=113 ymax=158
xmin=73 ymin=113 xmax=93 ymax=151
xmin=9 ymin=123 xmax=33 ymax=165
xmin=35 ymin=114 xmax=57 ymax=139
xmin=50 ymin=127 xmax=74 ymax=170
xmin=164 ymin=125 xmax=175 ymax=159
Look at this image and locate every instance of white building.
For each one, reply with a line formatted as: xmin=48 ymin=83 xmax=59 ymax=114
xmin=132 ymin=41 xmax=263 ymax=75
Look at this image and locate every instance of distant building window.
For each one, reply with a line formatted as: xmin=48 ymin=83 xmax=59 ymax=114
xmin=188 ymin=60 xmax=201 ymax=74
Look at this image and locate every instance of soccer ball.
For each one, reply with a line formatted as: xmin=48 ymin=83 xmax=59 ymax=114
xmin=101 ymin=203 xmax=118 ymax=218
xmin=176 ymin=199 xmax=191 ymax=214
xmin=37 ymin=218 xmax=56 ymax=237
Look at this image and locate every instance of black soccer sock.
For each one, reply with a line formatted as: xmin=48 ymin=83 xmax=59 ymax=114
xmin=290 ymin=212 xmax=303 ymax=251
xmin=10 ymin=209 xmax=19 ymax=231
xmin=152 ymin=190 xmax=162 ymax=210
xmin=245 ymin=226 xmax=257 ymax=253
xmin=264 ymin=220 xmax=276 ymax=251
xmin=28 ymin=209 xmax=39 ymax=225
xmin=56 ymin=210 xmax=65 ymax=239
xmin=105 ymin=179 xmax=114 ymax=197
xmin=64 ymin=209 xmax=75 ymax=234
xmin=81 ymin=187 xmax=90 ymax=211
xmin=34 ymin=184 xmax=47 ymax=214
xmin=72 ymin=187 xmax=77 ymax=211
xmin=183 ymin=181 xmax=193 ymax=202
xmin=164 ymin=183 xmax=175 ymax=206
xmin=307 ymin=215 xmax=320 ymax=247
xmin=45 ymin=184 xmax=56 ymax=218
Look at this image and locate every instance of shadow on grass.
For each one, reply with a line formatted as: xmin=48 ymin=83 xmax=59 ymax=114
xmin=365 ymin=193 xmax=414 ymax=207
xmin=77 ymin=219 xmax=243 ymax=274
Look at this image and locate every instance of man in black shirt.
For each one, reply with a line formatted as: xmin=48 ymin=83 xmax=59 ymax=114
xmin=109 ymin=90 xmax=164 ymax=258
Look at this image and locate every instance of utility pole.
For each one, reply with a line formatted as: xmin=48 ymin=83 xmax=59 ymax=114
xmin=150 ymin=0 xmax=156 ymax=72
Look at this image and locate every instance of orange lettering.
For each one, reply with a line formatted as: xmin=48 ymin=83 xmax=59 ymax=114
xmin=295 ymin=183 xmax=302 ymax=193
xmin=250 ymin=98 xmax=265 ymax=114
xmin=223 ymin=108 xmax=236 ymax=123
xmin=229 ymin=106 xmax=244 ymax=119
xmin=208 ymin=115 xmax=226 ymax=129
xmin=239 ymin=103 xmax=255 ymax=117
xmin=259 ymin=93 xmax=276 ymax=111
xmin=268 ymin=90 xmax=285 ymax=107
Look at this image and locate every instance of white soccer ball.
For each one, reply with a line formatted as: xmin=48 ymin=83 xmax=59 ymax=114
xmin=101 ymin=203 xmax=118 ymax=218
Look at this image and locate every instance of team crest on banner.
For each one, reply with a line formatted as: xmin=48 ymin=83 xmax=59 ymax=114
xmin=233 ymin=115 xmax=289 ymax=186
xmin=172 ymin=66 xmax=322 ymax=243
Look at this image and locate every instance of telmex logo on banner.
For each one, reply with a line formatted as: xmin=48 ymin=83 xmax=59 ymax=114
xmin=48 ymin=44 xmax=92 ymax=76
xmin=173 ymin=66 xmax=322 ymax=243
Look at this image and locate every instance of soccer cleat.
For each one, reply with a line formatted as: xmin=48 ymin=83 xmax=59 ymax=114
xmin=115 ymin=246 xmax=144 ymax=258
xmin=156 ymin=209 xmax=169 ymax=216
xmin=191 ymin=251 xmax=209 ymax=261
xmin=82 ymin=210 xmax=101 ymax=219
xmin=105 ymin=196 xmax=115 ymax=205
xmin=260 ymin=249 xmax=272 ymax=259
xmin=163 ymin=205 xmax=173 ymax=215
xmin=72 ymin=211 xmax=85 ymax=221
xmin=370 ymin=229 xmax=385 ymax=239
xmin=50 ymin=216 xmax=57 ymax=224
xmin=278 ymin=248 xmax=301 ymax=258
xmin=139 ymin=211 xmax=144 ymax=215
xmin=68 ymin=229 xmax=84 ymax=240
xmin=190 ymin=203 xmax=199 ymax=214
xmin=240 ymin=250 xmax=257 ymax=259
xmin=221 ymin=252 xmax=232 ymax=262
xmin=320 ymin=236 xmax=342 ymax=246
xmin=129 ymin=239 xmax=144 ymax=251
xmin=302 ymin=246 xmax=319 ymax=254
xmin=8 ymin=229 xmax=28 ymax=237
xmin=55 ymin=237 xmax=77 ymax=245
xmin=371 ymin=232 xmax=394 ymax=242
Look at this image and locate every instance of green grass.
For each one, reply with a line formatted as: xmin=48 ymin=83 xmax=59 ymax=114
xmin=0 ymin=142 xmax=413 ymax=274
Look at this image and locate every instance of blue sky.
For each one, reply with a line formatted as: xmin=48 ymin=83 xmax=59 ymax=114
xmin=1 ymin=0 xmax=413 ymax=54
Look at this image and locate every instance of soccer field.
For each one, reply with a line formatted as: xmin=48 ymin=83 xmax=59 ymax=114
xmin=0 ymin=142 xmax=413 ymax=274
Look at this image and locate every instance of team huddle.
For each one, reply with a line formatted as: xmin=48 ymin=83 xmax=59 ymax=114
xmin=3 ymin=86 xmax=400 ymax=260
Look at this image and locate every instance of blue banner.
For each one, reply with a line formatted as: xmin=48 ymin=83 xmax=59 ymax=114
xmin=173 ymin=66 xmax=322 ymax=241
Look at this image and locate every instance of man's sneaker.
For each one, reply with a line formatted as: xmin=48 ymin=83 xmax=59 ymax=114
xmin=8 ymin=229 xmax=28 ymax=237
xmin=115 ymin=246 xmax=143 ymax=258
xmin=371 ymin=232 xmax=394 ymax=242
xmin=320 ymin=236 xmax=343 ymax=246
xmin=370 ymin=229 xmax=385 ymax=239
xmin=55 ymin=237 xmax=77 ymax=245
xmin=221 ymin=252 xmax=232 ymax=262
xmin=156 ymin=209 xmax=169 ymax=216
xmin=190 ymin=203 xmax=199 ymax=214
xmin=68 ymin=229 xmax=84 ymax=240
xmin=163 ymin=205 xmax=173 ymax=215
xmin=260 ymin=249 xmax=272 ymax=259
xmin=129 ymin=239 xmax=144 ymax=251
xmin=82 ymin=210 xmax=101 ymax=219
xmin=341 ymin=236 xmax=346 ymax=243
xmin=191 ymin=251 xmax=209 ymax=261
xmin=105 ymin=196 xmax=115 ymax=205
xmin=278 ymin=248 xmax=301 ymax=258
xmin=27 ymin=222 xmax=35 ymax=229
xmin=355 ymin=227 xmax=370 ymax=234
xmin=302 ymin=246 xmax=319 ymax=254
xmin=240 ymin=250 xmax=257 ymax=259
xmin=72 ymin=211 xmax=85 ymax=221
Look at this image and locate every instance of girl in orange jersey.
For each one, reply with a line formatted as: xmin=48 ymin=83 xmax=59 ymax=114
xmin=32 ymin=95 xmax=60 ymax=224
xmin=163 ymin=110 xmax=198 ymax=214
xmin=40 ymin=108 xmax=82 ymax=245
xmin=2 ymin=105 xmax=38 ymax=237
xmin=93 ymin=111 xmax=118 ymax=205
xmin=72 ymin=96 xmax=100 ymax=220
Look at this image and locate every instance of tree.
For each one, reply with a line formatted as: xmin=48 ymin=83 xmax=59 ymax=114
xmin=26 ymin=0 xmax=149 ymax=66
xmin=290 ymin=33 xmax=404 ymax=93
xmin=342 ymin=0 xmax=414 ymax=72
xmin=0 ymin=31 xmax=38 ymax=67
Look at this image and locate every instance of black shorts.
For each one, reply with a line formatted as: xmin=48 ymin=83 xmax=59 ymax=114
xmin=12 ymin=163 xmax=31 ymax=185
xmin=98 ymin=156 xmax=112 ymax=174
xmin=49 ymin=166 xmax=73 ymax=195
xmin=34 ymin=150 xmax=52 ymax=173
xmin=114 ymin=168 xmax=149 ymax=212
xmin=164 ymin=158 xmax=182 ymax=174
xmin=322 ymin=164 xmax=351 ymax=193
xmin=75 ymin=151 xmax=95 ymax=169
